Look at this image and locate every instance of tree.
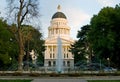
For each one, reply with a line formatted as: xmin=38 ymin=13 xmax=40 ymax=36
xmin=21 ymin=25 xmax=45 ymax=67
xmin=91 ymin=7 xmax=115 ymax=61
xmin=89 ymin=5 xmax=120 ymax=68
xmin=0 ymin=18 xmax=18 ymax=70
xmin=70 ymin=25 xmax=92 ymax=64
xmin=71 ymin=4 xmax=120 ymax=68
xmin=7 ymin=0 xmax=40 ymax=71
xmin=9 ymin=24 xmax=45 ymax=70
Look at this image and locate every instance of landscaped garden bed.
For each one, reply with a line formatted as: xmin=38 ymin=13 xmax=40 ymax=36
xmin=0 ymin=79 xmax=32 ymax=82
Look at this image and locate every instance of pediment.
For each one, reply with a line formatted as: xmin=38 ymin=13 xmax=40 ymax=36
xmin=45 ymin=37 xmax=74 ymax=44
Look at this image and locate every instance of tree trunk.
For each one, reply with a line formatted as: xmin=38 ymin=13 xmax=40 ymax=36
xmin=17 ymin=0 xmax=24 ymax=71
xmin=18 ymin=27 xmax=24 ymax=71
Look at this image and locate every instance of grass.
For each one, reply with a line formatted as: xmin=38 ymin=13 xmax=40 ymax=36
xmin=0 ymin=79 xmax=32 ymax=82
xmin=88 ymin=80 xmax=120 ymax=82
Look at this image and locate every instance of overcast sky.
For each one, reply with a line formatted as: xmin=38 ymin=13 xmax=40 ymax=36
xmin=0 ymin=0 xmax=119 ymax=39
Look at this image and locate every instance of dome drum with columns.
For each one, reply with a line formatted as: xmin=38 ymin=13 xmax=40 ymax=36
xmin=44 ymin=5 xmax=74 ymax=71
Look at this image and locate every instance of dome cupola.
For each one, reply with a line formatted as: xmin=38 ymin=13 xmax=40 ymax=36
xmin=52 ymin=5 xmax=67 ymax=19
xmin=48 ymin=5 xmax=70 ymax=38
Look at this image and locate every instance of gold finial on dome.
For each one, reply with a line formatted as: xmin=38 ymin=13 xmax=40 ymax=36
xmin=57 ymin=5 xmax=61 ymax=11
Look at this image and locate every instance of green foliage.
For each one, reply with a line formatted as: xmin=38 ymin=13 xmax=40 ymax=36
xmin=0 ymin=79 xmax=32 ymax=82
xmin=89 ymin=5 xmax=120 ymax=67
xmin=70 ymin=25 xmax=91 ymax=64
xmin=0 ymin=19 xmax=45 ymax=70
xmin=21 ymin=25 xmax=45 ymax=65
xmin=71 ymin=4 xmax=120 ymax=68
xmin=0 ymin=18 xmax=18 ymax=70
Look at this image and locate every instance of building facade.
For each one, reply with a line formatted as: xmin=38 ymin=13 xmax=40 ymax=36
xmin=44 ymin=5 xmax=74 ymax=71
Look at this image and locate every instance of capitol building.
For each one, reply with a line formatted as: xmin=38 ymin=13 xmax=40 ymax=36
xmin=44 ymin=5 xmax=74 ymax=71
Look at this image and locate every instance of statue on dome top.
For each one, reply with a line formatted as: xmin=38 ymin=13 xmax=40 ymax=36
xmin=57 ymin=5 xmax=61 ymax=11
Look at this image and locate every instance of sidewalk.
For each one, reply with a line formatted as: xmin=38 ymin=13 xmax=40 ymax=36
xmin=0 ymin=76 xmax=120 ymax=82
xmin=32 ymin=78 xmax=87 ymax=82
xmin=29 ymin=76 xmax=120 ymax=82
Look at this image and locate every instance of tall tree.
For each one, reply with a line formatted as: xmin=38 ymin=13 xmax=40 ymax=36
xmin=9 ymin=24 xmax=45 ymax=70
xmin=71 ymin=4 xmax=120 ymax=68
xmin=21 ymin=25 xmax=45 ymax=66
xmin=7 ymin=0 xmax=40 ymax=71
xmin=89 ymin=5 xmax=120 ymax=68
xmin=70 ymin=25 xmax=91 ymax=64
xmin=0 ymin=18 xmax=18 ymax=70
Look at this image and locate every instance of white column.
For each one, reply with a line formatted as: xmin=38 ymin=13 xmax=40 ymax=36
xmin=46 ymin=46 xmax=49 ymax=59
xmin=65 ymin=46 xmax=67 ymax=58
xmin=52 ymin=45 xmax=53 ymax=59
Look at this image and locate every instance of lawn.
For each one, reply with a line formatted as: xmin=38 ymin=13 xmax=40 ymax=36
xmin=0 ymin=79 xmax=32 ymax=82
xmin=88 ymin=80 xmax=120 ymax=82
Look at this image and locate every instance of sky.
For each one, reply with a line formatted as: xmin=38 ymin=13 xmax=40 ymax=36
xmin=0 ymin=0 xmax=119 ymax=39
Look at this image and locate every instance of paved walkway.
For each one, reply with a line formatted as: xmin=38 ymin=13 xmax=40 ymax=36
xmin=31 ymin=76 xmax=120 ymax=82
xmin=0 ymin=76 xmax=120 ymax=82
xmin=32 ymin=78 xmax=87 ymax=82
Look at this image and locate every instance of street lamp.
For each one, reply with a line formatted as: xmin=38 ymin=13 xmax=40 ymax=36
xmin=10 ymin=57 xmax=12 ymax=61
xmin=86 ymin=55 xmax=89 ymax=63
xmin=9 ymin=57 xmax=12 ymax=65
xmin=107 ymin=57 xmax=110 ymax=68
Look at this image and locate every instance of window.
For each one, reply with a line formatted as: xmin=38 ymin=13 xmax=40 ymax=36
xmin=49 ymin=47 xmax=52 ymax=52
xmin=67 ymin=61 xmax=70 ymax=67
xmin=64 ymin=53 xmax=65 ymax=58
xmin=53 ymin=61 xmax=56 ymax=66
xmin=48 ymin=61 xmax=51 ymax=66
xmin=50 ymin=53 xmax=52 ymax=58
xmin=67 ymin=53 xmax=68 ymax=58
xmin=56 ymin=29 xmax=58 ymax=34
xmin=63 ymin=61 xmax=65 ymax=66
xmin=53 ymin=53 xmax=55 ymax=58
